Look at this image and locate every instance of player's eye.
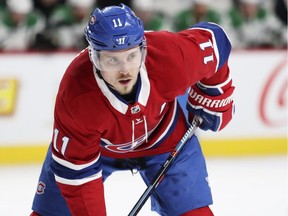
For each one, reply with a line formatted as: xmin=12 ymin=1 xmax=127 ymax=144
xmin=127 ymin=51 xmax=140 ymax=62
xmin=127 ymin=53 xmax=136 ymax=61
xmin=107 ymin=57 xmax=120 ymax=65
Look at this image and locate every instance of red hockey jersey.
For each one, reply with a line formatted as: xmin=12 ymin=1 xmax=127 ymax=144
xmin=51 ymin=22 xmax=232 ymax=215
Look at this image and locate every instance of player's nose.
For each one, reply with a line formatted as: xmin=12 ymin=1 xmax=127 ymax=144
xmin=118 ymin=63 xmax=130 ymax=75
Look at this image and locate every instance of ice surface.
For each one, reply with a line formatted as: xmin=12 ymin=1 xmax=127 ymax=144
xmin=0 ymin=156 xmax=286 ymax=216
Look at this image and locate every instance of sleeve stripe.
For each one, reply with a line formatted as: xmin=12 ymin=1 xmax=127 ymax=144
xmin=54 ymin=170 xmax=102 ymax=186
xmin=52 ymin=153 xmax=100 ymax=171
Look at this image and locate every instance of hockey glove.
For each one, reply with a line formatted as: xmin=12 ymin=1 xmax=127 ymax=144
xmin=186 ymin=77 xmax=235 ymax=132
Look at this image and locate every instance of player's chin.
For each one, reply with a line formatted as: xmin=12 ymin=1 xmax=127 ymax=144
xmin=118 ymin=86 xmax=133 ymax=95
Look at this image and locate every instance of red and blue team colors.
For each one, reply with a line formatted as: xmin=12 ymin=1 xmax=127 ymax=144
xmin=31 ymin=16 xmax=234 ymax=216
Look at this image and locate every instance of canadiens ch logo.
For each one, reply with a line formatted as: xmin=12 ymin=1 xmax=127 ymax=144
xmin=89 ymin=15 xmax=96 ymax=24
xmin=36 ymin=181 xmax=46 ymax=194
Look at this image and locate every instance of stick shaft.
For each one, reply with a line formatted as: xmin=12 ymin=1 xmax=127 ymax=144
xmin=128 ymin=116 xmax=203 ymax=216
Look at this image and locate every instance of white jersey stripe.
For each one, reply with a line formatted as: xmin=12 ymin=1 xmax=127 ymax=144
xmin=52 ymin=152 xmax=100 ymax=171
xmin=54 ymin=171 xmax=102 ymax=186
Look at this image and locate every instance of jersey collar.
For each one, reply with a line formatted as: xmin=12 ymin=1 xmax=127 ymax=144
xmin=93 ymin=63 xmax=150 ymax=114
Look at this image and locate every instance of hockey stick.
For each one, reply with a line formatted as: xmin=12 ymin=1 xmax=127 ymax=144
xmin=128 ymin=115 xmax=203 ymax=216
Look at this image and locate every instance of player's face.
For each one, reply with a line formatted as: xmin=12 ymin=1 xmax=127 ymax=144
xmin=98 ymin=46 xmax=144 ymax=95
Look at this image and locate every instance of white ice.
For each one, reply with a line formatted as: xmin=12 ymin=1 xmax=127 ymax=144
xmin=0 ymin=156 xmax=287 ymax=216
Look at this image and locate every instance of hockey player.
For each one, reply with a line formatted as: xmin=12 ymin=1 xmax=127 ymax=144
xmin=30 ymin=4 xmax=235 ymax=216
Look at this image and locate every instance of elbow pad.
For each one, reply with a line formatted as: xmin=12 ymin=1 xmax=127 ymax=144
xmin=186 ymin=75 xmax=235 ymax=131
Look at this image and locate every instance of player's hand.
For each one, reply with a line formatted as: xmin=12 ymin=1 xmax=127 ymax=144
xmin=186 ymin=79 xmax=235 ymax=132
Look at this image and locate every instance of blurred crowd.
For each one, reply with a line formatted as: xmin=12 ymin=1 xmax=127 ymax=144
xmin=0 ymin=0 xmax=286 ymax=51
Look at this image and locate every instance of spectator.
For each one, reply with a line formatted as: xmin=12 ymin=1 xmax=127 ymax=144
xmin=32 ymin=0 xmax=66 ymax=50
xmin=33 ymin=0 xmax=65 ymax=19
xmin=222 ymin=0 xmax=287 ymax=48
xmin=46 ymin=0 xmax=96 ymax=50
xmin=172 ymin=0 xmax=221 ymax=32
xmin=131 ymin=0 xmax=171 ymax=31
xmin=0 ymin=0 xmax=45 ymax=51
xmin=97 ymin=0 xmax=131 ymax=9
xmin=0 ymin=0 xmax=5 ymax=11
xmin=274 ymin=0 xmax=287 ymax=26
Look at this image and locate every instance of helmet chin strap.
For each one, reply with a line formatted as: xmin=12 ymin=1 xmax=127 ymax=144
xmin=88 ymin=46 xmax=103 ymax=79
xmin=95 ymin=68 xmax=103 ymax=79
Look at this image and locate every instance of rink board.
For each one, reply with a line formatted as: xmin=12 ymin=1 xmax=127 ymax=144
xmin=0 ymin=137 xmax=286 ymax=165
xmin=0 ymin=50 xmax=287 ymax=164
